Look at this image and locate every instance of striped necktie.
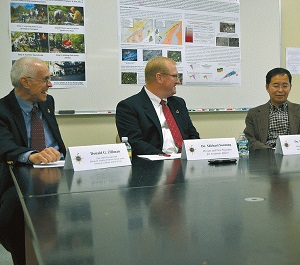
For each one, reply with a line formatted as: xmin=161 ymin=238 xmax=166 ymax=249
xmin=31 ymin=106 xmax=46 ymax=152
xmin=160 ymin=100 xmax=183 ymax=151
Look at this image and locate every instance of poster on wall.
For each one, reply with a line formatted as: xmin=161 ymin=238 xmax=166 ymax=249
xmin=9 ymin=0 xmax=86 ymax=89
xmin=118 ymin=0 xmax=241 ymax=87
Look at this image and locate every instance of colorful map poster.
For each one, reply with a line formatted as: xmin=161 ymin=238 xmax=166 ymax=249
xmin=118 ymin=0 xmax=241 ymax=87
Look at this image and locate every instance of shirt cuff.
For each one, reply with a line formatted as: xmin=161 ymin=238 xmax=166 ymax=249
xmin=18 ymin=151 xmax=37 ymax=164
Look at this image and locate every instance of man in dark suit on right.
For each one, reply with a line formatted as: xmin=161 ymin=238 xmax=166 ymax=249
xmin=0 ymin=56 xmax=66 ymax=264
xmin=244 ymin=67 xmax=300 ymax=150
xmin=116 ymin=56 xmax=200 ymax=156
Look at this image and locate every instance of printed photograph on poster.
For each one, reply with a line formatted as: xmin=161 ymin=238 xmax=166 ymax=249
xmin=48 ymin=5 xmax=84 ymax=26
xmin=50 ymin=61 xmax=86 ymax=83
xmin=49 ymin=33 xmax=85 ymax=54
xmin=10 ymin=3 xmax=48 ymax=24
xmin=11 ymin=32 xmax=49 ymax=53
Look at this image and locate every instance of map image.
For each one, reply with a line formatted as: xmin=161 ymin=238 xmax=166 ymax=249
xmin=155 ymin=21 xmax=182 ymax=45
xmin=121 ymin=18 xmax=154 ymax=43
xmin=121 ymin=19 xmax=182 ymax=45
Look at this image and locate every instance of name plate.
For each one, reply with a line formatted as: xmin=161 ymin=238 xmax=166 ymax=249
xmin=275 ymin=135 xmax=300 ymax=155
xmin=64 ymin=144 xmax=131 ymax=171
xmin=181 ymin=138 xmax=239 ymax=160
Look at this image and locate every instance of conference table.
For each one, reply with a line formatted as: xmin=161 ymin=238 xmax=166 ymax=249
xmin=10 ymin=149 xmax=300 ymax=265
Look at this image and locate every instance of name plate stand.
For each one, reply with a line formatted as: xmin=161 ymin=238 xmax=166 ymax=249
xmin=275 ymin=135 xmax=300 ymax=155
xmin=181 ymin=138 xmax=239 ymax=160
xmin=64 ymin=144 xmax=131 ymax=171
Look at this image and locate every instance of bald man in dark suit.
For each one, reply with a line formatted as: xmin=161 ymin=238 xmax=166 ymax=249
xmin=116 ymin=56 xmax=199 ymax=156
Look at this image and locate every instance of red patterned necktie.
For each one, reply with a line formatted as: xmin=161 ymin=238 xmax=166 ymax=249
xmin=160 ymin=100 xmax=183 ymax=150
xmin=31 ymin=106 xmax=46 ymax=152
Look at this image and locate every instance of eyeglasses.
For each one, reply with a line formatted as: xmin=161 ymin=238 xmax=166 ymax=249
xmin=161 ymin=73 xmax=181 ymax=79
xmin=270 ymin=83 xmax=290 ymax=89
xmin=26 ymin=76 xmax=52 ymax=85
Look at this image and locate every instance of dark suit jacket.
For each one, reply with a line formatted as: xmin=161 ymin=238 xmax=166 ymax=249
xmin=0 ymin=89 xmax=66 ymax=205
xmin=244 ymin=101 xmax=300 ymax=150
xmin=0 ymin=90 xmax=66 ymax=165
xmin=116 ymin=87 xmax=200 ymax=155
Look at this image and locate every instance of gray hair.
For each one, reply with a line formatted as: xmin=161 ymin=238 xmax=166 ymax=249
xmin=10 ymin=57 xmax=46 ymax=88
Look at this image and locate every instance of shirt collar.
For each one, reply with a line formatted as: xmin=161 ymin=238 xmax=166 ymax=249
xmin=144 ymin=86 xmax=166 ymax=107
xmin=14 ymin=91 xmax=37 ymax=115
xmin=269 ymin=101 xmax=288 ymax=111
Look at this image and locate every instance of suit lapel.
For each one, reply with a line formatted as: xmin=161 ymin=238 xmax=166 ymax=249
xmin=140 ymin=87 xmax=163 ymax=139
xmin=257 ymin=103 xmax=270 ymax=143
xmin=8 ymin=91 xmax=28 ymax=146
xmin=288 ymin=102 xmax=300 ymax=134
xmin=39 ymin=101 xmax=52 ymax=121
xmin=38 ymin=98 xmax=66 ymax=156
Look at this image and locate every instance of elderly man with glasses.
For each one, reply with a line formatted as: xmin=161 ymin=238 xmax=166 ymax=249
xmin=0 ymin=56 xmax=66 ymax=264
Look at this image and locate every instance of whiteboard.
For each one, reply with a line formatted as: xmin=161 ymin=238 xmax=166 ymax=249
xmin=0 ymin=0 xmax=281 ymax=113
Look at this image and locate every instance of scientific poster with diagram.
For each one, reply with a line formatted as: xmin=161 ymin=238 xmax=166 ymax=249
xmin=118 ymin=0 xmax=241 ymax=87
xmin=9 ymin=0 xmax=86 ymax=88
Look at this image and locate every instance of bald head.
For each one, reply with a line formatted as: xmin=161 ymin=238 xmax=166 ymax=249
xmin=10 ymin=57 xmax=47 ymax=88
xmin=145 ymin=56 xmax=176 ymax=84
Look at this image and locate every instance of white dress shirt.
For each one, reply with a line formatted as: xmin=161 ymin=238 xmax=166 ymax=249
xmin=144 ymin=86 xmax=178 ymax=154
